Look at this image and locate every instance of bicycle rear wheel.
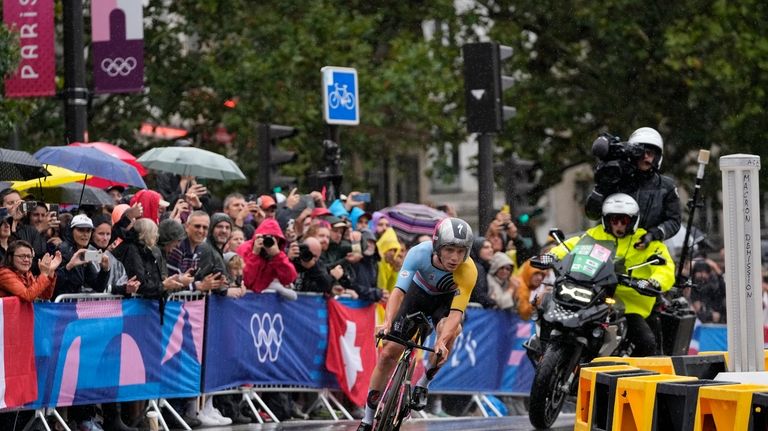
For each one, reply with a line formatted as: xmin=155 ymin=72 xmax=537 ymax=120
xmin=373 ymin=357 xmax=410 ymax=431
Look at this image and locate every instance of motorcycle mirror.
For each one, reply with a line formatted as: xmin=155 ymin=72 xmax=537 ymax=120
xmin=548 ymin=228 xmax=565 ymax=244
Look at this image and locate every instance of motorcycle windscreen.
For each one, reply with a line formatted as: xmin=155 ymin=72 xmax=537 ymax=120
xmin=560 ymin=236 xmax=617 ymax=283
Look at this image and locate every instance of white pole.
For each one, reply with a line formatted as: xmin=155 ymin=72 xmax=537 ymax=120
xmin=719 ymin=154 xmax=763 ymax=372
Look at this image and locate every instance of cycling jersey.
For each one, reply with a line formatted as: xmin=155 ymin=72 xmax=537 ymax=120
xmin=394 ymin=241 xmax=478 ymax=313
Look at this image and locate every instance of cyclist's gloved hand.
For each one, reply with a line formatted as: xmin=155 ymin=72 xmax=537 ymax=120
xmin=635 ymin=279 xmax=660 ymax=296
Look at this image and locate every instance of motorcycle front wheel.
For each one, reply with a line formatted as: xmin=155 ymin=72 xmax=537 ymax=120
xmin=528 ymin=343 xmax=577 ymax=429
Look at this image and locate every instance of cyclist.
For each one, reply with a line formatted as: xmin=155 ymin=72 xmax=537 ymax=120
xmin=548 ymin=193 xmax=675 ymax=356
xmin=357 ymin=217 xmax=478 ymax=431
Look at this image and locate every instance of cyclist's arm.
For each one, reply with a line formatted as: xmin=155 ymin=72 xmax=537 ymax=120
xmin=448 ymin=258 xmax=478 ymax=312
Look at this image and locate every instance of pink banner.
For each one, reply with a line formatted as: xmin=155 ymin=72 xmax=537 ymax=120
xmin=3 ymin=0 xmax=56 ymax=97
xmin=91 ymin=0 xmax=144 ymax=94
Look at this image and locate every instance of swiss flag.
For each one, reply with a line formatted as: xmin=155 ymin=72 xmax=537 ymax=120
xmin=326 ymin=299 xmax=377 ymax=406
xmin=0 ymin=297 xmax=38 ymax=408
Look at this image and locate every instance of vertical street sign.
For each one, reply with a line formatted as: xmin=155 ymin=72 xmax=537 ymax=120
xmin=91 ymin=0 xmax=144 ymax=94
xmin=321 ymin=66 xmax=359 ymax=126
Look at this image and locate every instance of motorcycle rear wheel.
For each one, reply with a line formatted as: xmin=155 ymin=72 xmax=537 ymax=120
xmin=528 ymin=343 xmax=575 ymax=429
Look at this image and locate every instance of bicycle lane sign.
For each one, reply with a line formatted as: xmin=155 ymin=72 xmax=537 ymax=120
xmin=321 ymin=66 xmax=359 ymax=126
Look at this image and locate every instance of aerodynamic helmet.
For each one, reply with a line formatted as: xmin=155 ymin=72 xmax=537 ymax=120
xmin=433 ymin=217 xmax=473 ymax=261
xmin=628 ymin=127 xmax=664 ymax=169
xmin=601 ymin=193 xmax=640 ymax=234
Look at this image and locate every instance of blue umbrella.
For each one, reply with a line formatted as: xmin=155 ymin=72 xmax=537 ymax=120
xmin=34 ymin=146 xmax=146 ymax=188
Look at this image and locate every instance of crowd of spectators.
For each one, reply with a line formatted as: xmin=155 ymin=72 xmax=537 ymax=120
xmin=0 ymin=165 xmax=738 ymax=429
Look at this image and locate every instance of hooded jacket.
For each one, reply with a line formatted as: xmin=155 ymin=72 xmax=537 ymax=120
xmin=551 ymin=225 xmax=675 ymax=318
xmin=468 ymin=237 xmax=495 ymax=308
xmin=237 ymin=218 xmax=297 ymax=293
xmin=376 ymin=227 xmax=401 ymax=292
xmin=486 ymin=252 xmax=516 ymax=311
xmin=513 ymin=261 xmax=543 ymax=320
xmin=130 ymin=189 xmax=163 ymax=224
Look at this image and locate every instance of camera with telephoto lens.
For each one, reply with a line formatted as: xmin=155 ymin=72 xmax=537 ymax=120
xmin=262 ymin=235 xmax=275 ymax=248
xmin=591 ymin=133 xmax=645 ymax=191
xmin=299 ymin=243 xmax=315 ymax=262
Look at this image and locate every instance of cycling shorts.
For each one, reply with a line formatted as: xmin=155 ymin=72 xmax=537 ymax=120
xmin=390 ymin=286 xmax=453 ymax=341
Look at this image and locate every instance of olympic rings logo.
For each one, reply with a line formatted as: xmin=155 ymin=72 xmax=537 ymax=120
xmin=100 ymin=57 xmax=137 ymax=77
xmin=250 ymin=313 xmax=284 ymax=363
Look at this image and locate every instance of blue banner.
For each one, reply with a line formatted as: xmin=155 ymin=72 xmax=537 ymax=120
xmin=429 ymin=308 xmax=518 ymax=392
xmin=30 ymin=299 xmax=203 ymax=408
xmin=203 ymin=293 xmax=337 ymax=392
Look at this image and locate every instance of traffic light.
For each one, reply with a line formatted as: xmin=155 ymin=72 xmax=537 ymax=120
xmin=257 ymin=123 xmax=298 ymax=194
xmin=462 ymin=42 xmax=515 ymax=134
xmin=504 ymin=156 xmax=540 ymax=220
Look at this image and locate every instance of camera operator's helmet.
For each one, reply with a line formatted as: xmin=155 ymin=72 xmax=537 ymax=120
xmin=628 ymin=127 xmax=664 ymax=169
xmin=601 ymin=193 xmax=640 ymax=233
xmin=433 ymin=217 xmax=473 ymax=261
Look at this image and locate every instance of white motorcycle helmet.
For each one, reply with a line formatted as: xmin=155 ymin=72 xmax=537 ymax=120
xmin=628 ymin=127 xmax=663 ymax=169
xmin=601 ymin=193 xmax=640 ymax=234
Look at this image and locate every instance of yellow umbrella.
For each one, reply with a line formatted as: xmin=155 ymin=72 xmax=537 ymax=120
xmin=12 ymin=165 xmax=89 ymax=192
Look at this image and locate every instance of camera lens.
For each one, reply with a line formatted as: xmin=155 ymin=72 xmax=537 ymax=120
xmin=262 ymin=235 xmax=275 ymax=248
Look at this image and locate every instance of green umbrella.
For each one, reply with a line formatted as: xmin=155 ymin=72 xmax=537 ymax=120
xmin=136 ymin=147 xmax=246 ymax=180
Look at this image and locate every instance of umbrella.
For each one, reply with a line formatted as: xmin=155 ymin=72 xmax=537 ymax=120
xmin=0 ymin=148 xmax=50 ymax=181
xmin=380 ymin=203 xmax=448 ymax=242
xmin=12 ymin=165 xmax=90 ymax=191
xmin=34 ymin=146 xmax=147 ymax=188
xmin=137 ymin=146 xmax=246 ymax=180
xmin=20 ymin=182 xmax=113 ymax=205
xmin=69 ymin=142 xmax=147 ymax=189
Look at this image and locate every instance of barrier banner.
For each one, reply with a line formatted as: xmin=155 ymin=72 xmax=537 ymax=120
xmin=29 ymin=299 xmax=203 ymax=408
xmin=499 ymin=319 xmax=536 ymax=394
xmin=3 ymin=0 xmax=56 ymax=97
xmin=429 ymin=308 xmax=516 ymax=392
xmin=0 ymin=297 xmax=38 ymax=408
xmin=326 ymin=298 xmax=376 ymax=406
xmin=203 ymin=293 xmax=334 ymax=392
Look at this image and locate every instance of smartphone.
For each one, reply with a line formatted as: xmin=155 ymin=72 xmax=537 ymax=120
xmin=83 ymin=250 xmax=101 ymax=263
xmin=354 ymin=193 xmax=371 ymax=203
xmin=21 ymin=201 xmax=37 ymax=213
xmin=48 ymin=203 xmax=59 ymax=214
xmin=351 ymin=242 xmax=362 ymax=254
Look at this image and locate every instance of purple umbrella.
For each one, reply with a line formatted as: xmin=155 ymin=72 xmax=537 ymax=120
xmin=379 ymin=203 xmax=448 ymax=242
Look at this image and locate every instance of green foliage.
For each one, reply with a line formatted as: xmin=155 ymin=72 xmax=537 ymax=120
xmin=0 ymin=0 xmax=766 ymax=200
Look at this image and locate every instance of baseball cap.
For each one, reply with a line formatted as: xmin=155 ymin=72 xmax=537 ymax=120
xmin=310 ymin=207 xmax=332 ymax=218
xmin=259 ymin=195 xmax=277 ymax=210
xmin=159 ymin=198 xmax=171 ymax=208
xmin=105 ymin=185 xmax=125 ymax=194
xmin=71 ymin=214 xmax=94 ymax=229
xmin=327 ymin=216 xmax=348 ymax=229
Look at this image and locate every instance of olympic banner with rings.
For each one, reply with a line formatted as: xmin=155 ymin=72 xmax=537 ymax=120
xmin=203 ymin=292 xmax=341 ymax=392
xmin=91 ymin=0 xmax=144 ymax=94
xmin=27 ymin=299 xmax=204 ymax=408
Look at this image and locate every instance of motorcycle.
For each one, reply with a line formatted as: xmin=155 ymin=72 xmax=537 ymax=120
xmin=524 ymin=229 xmax=666 ymax=430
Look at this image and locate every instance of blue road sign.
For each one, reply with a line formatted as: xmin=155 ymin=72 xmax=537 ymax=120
xmin=322 ymin=66 xmax=359 ymax=126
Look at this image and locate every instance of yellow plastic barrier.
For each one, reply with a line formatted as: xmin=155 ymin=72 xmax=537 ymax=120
xmin=575 ymin=364 xmax=637 ymax=431
xmin=694 ymin=383 xmax=768 ymax=431
xmin=591 ymin=356 xmax=675 ymax=375
xmin=612 ymin=374 xmax=697 ymax=431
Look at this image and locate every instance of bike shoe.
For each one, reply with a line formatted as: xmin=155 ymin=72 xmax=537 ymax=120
xmin=356 ymin=422 xmax=373 ymax=431
xmin=410 ymin=386 xmax=429 ymax=411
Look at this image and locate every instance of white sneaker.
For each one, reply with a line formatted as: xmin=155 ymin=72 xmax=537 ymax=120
xmin=195 ymin=407 xmax=221 ymax=427
xmin=203 ymin=404 xmax=232 ymax=426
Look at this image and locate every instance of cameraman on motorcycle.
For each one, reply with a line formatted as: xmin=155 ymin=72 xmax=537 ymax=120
xmin=585 ymin=127 xmax=681 ymax=249
xmin=549 ymin=193 xmax=675 ymax=356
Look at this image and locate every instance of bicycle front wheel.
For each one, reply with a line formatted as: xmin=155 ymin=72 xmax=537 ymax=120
xmin=374 ymin=358 xmax=410 ymax=431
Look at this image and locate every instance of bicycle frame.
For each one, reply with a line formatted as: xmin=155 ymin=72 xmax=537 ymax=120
xmin=373 ymin=313 xmax=434 ymax=431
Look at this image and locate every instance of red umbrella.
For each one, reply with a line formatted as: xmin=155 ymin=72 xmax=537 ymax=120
xmin=69 ymin=142 xmax=147 ymax=189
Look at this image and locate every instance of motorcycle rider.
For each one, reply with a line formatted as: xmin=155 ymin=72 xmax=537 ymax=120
xmin=549 ymin=193 xmax=675 ymax=356
xmin=585 ymin=127 xmax=681 ymax=249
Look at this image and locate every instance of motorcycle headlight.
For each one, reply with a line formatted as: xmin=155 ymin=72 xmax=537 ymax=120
xmin=557 ymin=282 xmax=593 ymax=304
